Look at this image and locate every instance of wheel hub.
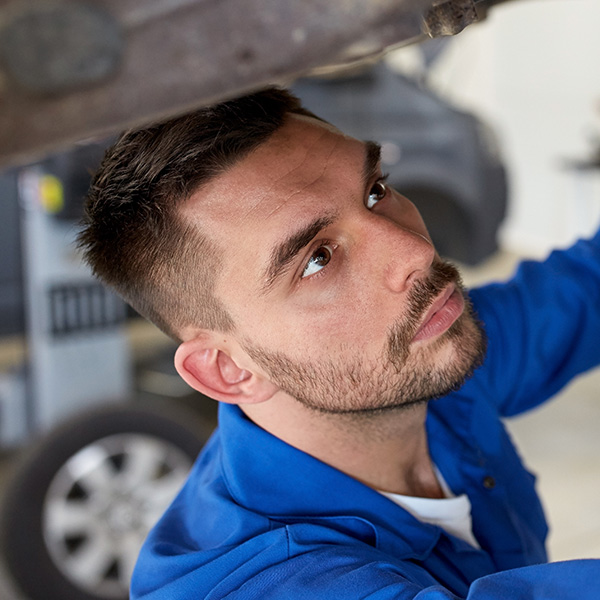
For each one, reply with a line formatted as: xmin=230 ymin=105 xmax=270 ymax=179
xmin=42 ymin=433 xmax=193 ymax=598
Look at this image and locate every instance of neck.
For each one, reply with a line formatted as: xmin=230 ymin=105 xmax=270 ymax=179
xmin=241 ymin=392 xmax=444 ymax=499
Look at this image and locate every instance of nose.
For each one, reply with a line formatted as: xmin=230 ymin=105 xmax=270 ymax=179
xmin=375 ymin=219 xmax=435 ymax=294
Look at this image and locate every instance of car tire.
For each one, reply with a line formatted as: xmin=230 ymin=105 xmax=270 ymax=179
xmin=0 ymin=402 xmax=213 ymax=600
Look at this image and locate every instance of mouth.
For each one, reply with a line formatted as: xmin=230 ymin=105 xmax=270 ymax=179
xmin=412 ymin=284 xmax=465 ymax=343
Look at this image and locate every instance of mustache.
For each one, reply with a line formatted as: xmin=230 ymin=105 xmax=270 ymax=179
xmin=387 ymin=260 xmax=462 ymax=358
xmin=407 ymin=260 xmax=462 ymax=322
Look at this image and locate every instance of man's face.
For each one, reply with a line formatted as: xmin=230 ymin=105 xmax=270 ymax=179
xmin=182 ymin=115 xmax=486 ymax=415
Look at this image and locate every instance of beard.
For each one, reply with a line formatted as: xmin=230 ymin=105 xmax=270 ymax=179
xmin=242 ymin=260 xmax=487 ymax=416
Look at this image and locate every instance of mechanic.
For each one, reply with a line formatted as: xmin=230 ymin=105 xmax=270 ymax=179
xmin=78 ymin=88 xmax=600 ymax=599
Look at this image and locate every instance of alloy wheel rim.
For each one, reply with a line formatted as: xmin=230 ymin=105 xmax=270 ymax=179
xmin=42 ymin=433 xmax=193 ymax=597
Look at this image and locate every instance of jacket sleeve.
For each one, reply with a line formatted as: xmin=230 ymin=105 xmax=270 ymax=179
xmin=216 ymin=555 xmax=600 ymax=600
xmin=466 ymin=228 xmax=600 ymax=417
xmin=131 ymin=518 xmax=600 ymax=600
xmin=456 ymin=560 xmax=599 ymax=600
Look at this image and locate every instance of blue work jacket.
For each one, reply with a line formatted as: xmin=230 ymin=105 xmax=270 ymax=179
xmin=132 ymin=230 xmax=600 ymax=599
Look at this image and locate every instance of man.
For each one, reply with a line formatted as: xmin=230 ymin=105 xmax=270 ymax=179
xmin=78 ymin=88 xmax=600 ymax=599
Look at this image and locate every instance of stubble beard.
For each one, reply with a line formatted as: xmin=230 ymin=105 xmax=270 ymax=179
xmin=243 ymin=260 xmax=487 ymax=417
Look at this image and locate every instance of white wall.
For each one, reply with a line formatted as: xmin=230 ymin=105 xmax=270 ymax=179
xmin=425 ymin=0 xmax=600 ymax=257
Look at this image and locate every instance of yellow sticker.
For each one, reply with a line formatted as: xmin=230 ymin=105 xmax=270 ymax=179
xmin=39 ymin=175 xmax=64 ymax=214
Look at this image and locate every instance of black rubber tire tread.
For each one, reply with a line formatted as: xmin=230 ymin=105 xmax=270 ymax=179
xmin=0 ymin=401 xmax=213 ymax=600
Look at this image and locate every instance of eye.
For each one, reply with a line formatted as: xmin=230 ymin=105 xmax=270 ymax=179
xmin=302 ymin=244 xmax=334 ymax=278
xmin=366 ymin=178 xmax=388 ymax=209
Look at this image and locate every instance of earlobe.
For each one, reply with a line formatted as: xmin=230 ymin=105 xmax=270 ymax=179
xmin=174 ymin=340 xmax=278 ymax=405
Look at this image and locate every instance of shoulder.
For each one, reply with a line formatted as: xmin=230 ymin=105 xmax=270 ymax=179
xmin=132 ymin=519 xmax=434 ymax=600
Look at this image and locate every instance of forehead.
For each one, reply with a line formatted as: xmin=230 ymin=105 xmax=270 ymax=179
xmin=181 ymin=114 xmax=367 ymax=291
xmin=186 ymin=115 xmax=365 ymax=222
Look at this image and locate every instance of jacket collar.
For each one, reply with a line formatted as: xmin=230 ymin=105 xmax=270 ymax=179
xmin=218 ymin=403 xmax=441 ymax=560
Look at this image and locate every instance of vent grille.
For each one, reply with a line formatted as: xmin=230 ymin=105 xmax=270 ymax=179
xmin=48 ymin=283 xmax=126 ymax=336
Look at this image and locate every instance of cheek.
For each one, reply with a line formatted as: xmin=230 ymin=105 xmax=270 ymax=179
xmin=292 ymin=289 xmax=395 ymax=356
xmin=239 ymin=292 xmax=385 ymax=358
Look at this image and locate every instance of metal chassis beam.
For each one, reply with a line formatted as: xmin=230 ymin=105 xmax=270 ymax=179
xmin=0 ymin=0 xmax=484 ymax=166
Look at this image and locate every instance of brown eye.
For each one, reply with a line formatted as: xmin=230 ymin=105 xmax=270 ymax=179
xmin=367 ymin=180 xmax=388 ymax=209
xmin=302 ymin=244 xmax=333 ymax=278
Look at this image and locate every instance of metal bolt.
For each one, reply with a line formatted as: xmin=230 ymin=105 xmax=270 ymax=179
xmin=483 ymin=475 xmax=496 ymax=489
xmin=423 ymin=0 xmax=479 ymax=38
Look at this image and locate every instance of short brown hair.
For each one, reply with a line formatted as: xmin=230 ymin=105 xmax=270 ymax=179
xmin=78 ymin=88 xmax=314 ymax=341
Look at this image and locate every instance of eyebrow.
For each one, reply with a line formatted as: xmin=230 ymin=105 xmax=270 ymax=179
xmin=260 ymin=140 xmax=382 ymax=294
xmin=363 ymin=140 xmax=382 ymax=189
xmin=261 ymin=215 xmax=335 ymax=294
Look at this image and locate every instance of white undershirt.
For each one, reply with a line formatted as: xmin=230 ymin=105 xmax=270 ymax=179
xmin=379 ymin=467 xmax=480 ymax=548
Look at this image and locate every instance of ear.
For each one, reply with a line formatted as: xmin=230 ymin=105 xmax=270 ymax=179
xmin=174 ymin=338 xmax=279 ymax=405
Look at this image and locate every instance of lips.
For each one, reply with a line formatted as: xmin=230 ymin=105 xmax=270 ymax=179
xmin=412 ymin=284 xmax=465 ymax=343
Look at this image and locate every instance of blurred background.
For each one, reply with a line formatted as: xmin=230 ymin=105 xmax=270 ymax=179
xmin=0 ymin=0 xmax=599 ymax=598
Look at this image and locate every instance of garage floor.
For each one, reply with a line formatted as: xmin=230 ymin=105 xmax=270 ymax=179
xmin=0 ymin=250 xmax=598 ymax=599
